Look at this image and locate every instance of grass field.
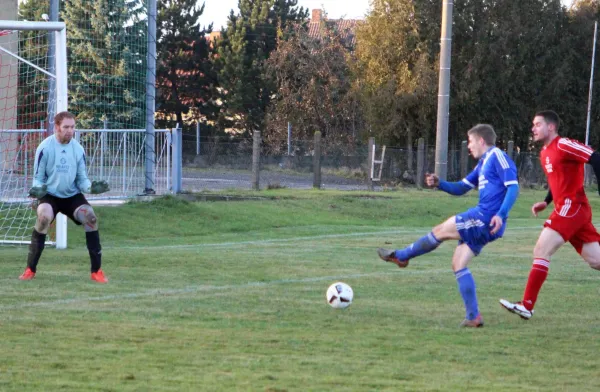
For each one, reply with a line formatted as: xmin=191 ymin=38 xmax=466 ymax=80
xmin=1 ymin=188 xmax=600 ymax=391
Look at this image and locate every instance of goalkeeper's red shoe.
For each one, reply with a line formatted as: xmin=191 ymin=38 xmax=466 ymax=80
xmin=91 ymin=269 xmax=108 ymax=283
xmin=19 ymin=267 xmax=35 ymax=280
xmin=377 ymin=248 xmax=409 ymax=268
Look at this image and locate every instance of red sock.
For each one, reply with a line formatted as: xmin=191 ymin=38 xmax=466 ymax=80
xmin=522 ymin=258 xmax=550 ymax=310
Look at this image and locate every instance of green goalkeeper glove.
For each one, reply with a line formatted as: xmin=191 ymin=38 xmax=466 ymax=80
xmin=90 ymin=180 xmax=110 ymax=194
xmin=28 ymin=185 xmax=47 ymax=199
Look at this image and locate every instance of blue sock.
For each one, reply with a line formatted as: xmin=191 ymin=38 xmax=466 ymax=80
xmin=394 ymin=232 xmax=441 ymax=260
xmin=455 ymin=268 xmax=479 ymax=320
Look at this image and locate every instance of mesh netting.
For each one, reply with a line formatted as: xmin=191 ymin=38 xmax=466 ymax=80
xmin=61 ymin=0 xmax=148 ymax=130
xmin=1 ymin=0 xmax=151 ymax=244
xmin=0 ymin=28 xmax=55 ymax=243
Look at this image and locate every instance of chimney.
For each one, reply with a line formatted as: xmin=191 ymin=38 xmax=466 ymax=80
xmin=312 ymin=9 xmax=323 ymax=22
xmin=208 ymin=31 xmax=221 ymax=42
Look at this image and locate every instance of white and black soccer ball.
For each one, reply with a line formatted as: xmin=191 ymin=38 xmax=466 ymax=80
xmin=326 ymin=282 xmax=353 ymax=309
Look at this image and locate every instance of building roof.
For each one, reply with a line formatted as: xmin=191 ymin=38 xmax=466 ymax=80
xmin=307 ymin=9 xmax=360 ymax=47
xmin=207 ymin=31 xmax=221 ymax=42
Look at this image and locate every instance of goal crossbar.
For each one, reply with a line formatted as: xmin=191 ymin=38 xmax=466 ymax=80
xmin=0 ymin=21 xmax=65 ymax=31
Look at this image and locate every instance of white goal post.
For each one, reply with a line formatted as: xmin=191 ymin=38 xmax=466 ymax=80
xmin=0 ymin=20 xmax=68 ymax=248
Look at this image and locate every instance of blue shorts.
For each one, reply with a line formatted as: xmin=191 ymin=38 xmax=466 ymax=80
xmin=455 ymin=207 xmax=506 ymax=255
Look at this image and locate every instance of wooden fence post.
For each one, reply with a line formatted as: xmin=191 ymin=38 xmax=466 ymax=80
xmin=507 ymin=140 xmax=514 ymax=161
xmin=313 ymin=131 xmax=322 ymax=189
xmin=367 ymin=137 xmax=374 ymax=191
xmin=460 ymin=140 xmax=468 ymax=178
xmin=416 ymin=138 xmax=425 ymax=188
xmin=252 ymin=130 xmax=261 ymax=190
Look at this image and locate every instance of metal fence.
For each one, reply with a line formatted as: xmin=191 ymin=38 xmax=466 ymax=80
xmin=179 ymin=136 xmax=371 ymax=191
xmin=380 ymin=147 xmax=549 ymax=185
xmin=177 ymin=135 xmax=557 ymax=191
xmin=0 ymin=128 xmax=177 ymax=245
xmin=1 ymin=130 xmax=560 ymax=198
xmin=76 ymin=129 xmax=172 ymax=198
xmin=0 ymin=128 xmax=174 ymax=203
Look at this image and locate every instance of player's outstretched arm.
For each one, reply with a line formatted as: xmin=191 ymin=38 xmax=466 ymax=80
xmin=427 ymin=172 xmax=473 ymax=196
xmin=437 ymin=180 xmax=472 ymax=195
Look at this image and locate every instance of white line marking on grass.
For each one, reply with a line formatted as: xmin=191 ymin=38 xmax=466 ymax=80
xmin=110 ymin=229 xmax=418 ymax=250
xmin=0 ymin=269 xmax=448 ymax=311
xmin=109 ymin=225 xmax=545 ymax=251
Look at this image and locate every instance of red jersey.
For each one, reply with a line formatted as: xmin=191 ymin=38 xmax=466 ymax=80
xmin=540 ymin=137 xmax=593 ymax=213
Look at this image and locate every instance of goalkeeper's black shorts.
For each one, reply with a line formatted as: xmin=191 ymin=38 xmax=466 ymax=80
xmin=39 ymin=193 xmax=89 ymax=225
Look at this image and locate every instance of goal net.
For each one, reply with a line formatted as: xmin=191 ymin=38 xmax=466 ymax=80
xmin=0 ymin=21 xmax=67 ymax=247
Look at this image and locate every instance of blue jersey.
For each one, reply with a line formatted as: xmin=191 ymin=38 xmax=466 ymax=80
xmin=461 ymin=147 xmax=518 ymax=217
xmin=32 ymin=135 xmax=92 ymax=198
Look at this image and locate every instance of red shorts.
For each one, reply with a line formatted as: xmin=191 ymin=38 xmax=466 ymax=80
xmin=544 ymin=202 xmax=600 ymax=254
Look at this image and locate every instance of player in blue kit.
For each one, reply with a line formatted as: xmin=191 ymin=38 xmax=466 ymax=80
xmin=19 ymin=111 xmax=110 ymax=283
xmin=377 ymin=124 xmax=519 ymax=327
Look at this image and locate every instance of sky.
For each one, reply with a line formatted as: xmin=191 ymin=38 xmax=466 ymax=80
xmin=200 ymin=0 xmax=576 ymax=32
xmin=199 ymin=0 xmax=371 ymax=31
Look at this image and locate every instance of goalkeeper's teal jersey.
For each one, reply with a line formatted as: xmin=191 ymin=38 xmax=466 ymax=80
xmin=32 ymin=135 xmax=92 ymax=198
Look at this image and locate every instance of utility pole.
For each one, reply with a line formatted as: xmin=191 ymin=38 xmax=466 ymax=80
xmin=434 ymin=0 xmax=454 ymax=180
xmin=145 ymin=0 xmax=157 ymax=194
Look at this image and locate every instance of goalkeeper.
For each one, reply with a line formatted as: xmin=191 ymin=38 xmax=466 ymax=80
xmin=19 ymin=111 xmax=110 ymax=283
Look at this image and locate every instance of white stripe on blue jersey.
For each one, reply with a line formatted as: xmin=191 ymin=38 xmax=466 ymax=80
xmin=462 ymin=178 xmax=476 ymax=188
xmin=462 ymin=146 xmax=518 ymax=216
xmin=493 ymin=148 xmax=510 ymax=168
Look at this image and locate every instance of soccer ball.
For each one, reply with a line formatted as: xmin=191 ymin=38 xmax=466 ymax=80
xmin=326 ymin=282 xmax=353 ymax=309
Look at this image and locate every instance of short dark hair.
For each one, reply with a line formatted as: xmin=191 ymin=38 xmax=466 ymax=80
xmin=54 ymin=111 xmax=76 ymax=127
xmin=467 ymin=124 xmax=496 ymax=146
xmin=535 ymin=110 xmax=560 ymax=131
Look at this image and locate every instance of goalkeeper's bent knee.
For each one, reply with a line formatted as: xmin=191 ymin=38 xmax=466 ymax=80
xmin=74 ymin=204 xmax=98 ymax=232
xmin=35 ymin=205 xmax=54 ymax=234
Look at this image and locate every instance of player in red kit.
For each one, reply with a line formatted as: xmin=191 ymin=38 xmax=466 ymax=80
xmin=500 ymin=110 xmax=600 ymax=320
